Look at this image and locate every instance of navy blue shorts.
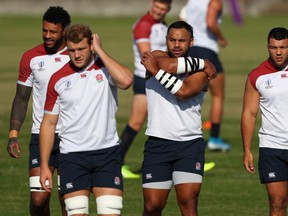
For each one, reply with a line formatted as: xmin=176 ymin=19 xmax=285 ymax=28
xmin=258 ymin=147 xmax=288 ymax=184
xmin=59 ymin=145 xmax=123 ymax=195
xmin=133 ymin=75 xmax=146 ymax=95
xmin=142 ymin=137 xmax=205 ymax=185
xmin=29 ymin=133 xmax=60 ymax=169
xmin=189 ymin=46 xmax=224 ymax=73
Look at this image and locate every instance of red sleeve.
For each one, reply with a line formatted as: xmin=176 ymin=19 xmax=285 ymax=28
xmin=133 ymin=20 xmax=153 ymax=40
xmin=248 ymin=60 xmax=278 ymax=90
xmin=44 ymin=74 xmax=59 ymax=112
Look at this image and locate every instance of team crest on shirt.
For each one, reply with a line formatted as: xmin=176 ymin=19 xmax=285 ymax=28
xmin=281 ymin=73 xmax=288 ymax=79
xmin=265 ymin=79 xmax=273 ymax=89
xmin=95 ymin=74 xmax=104 ymax=83
xmin=195 ymin=162 xmax=202 ymax=171
xmin=37 ymin=61 xmax=45 ymax=71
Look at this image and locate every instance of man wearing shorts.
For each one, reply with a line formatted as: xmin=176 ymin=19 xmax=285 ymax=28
xmin=6 ymin=6 xmax=71 ymax=215
xmin=140 ymin=21 xmax=216 ymax=216
xmin=241 ymin=27 xmax=288 ymax=216
xmin=180 ymin=0 xmax=231 ymax=151
xmin=120 ymin=0 xmax=172 ymax=178
xmin=40 ymin=24 xmax=132 ymax=216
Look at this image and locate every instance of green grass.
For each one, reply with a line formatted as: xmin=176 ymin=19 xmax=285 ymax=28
xmin=0 ymin=15 xmax=286 ymax=215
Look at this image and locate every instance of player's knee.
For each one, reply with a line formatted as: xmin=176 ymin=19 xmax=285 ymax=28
xmin=96 ymin=195 xmax=123 ymax=215
xmin=29 ymin=176 xmax=50 ymax=208
xmin=30 ymin=176 xmax=46 ymax=192
xmin=64 ymin=195 xmax=89 ymax=216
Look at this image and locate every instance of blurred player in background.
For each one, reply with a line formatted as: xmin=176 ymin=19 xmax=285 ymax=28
xmin=6 ymin=6 xmax=71 ymax=216
xmin=141 ymin=21 xmax=216 ymax=216
xmin=119 ymin=0 xmax=172 ymax=178
xmin=180 ymin=0 xmax=231 ymax=152
xmin=241 ymin=27 xmax=288 ymax=216
xmin=40 ymin=24 xmax=133 ymax=216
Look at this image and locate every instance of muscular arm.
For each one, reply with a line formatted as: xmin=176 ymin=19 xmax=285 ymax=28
xmin=149 ymin=50 xmax=216 ymax=79
xmin=241 ymin=78 xmax=259 ymax=173
xmin=40 ymin=113 xmax=58 ymax=192
xmin=207 ymin=0 xmax=227 ymax=48
xmin=7 ymin=84 xmax=32 ymax=158
xmin=141 ymin=51 xmax=212 ymax=100
xmin=91 ymin=34 xmax=133 ymax=90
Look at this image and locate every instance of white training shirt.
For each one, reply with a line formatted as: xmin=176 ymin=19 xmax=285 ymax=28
xmin=17 ymin=44 xmax=70 ymax=134
xmin=183 ymin=0 xmax=221 ymax=53
xmin=44 ymin=57 xmax=119 ymax=153
xmin=132 ymin=12 xmax=167 ymax=78
xmin=249 ymin=60 xmax=288 ymax=149
xmin=145 ymin=76 xmax=206 ymax=141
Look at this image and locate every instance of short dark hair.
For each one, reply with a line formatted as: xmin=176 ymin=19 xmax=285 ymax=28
xmin=267 ymin=27 xmax=288 ymax=43
xmin=64 ymin=24 xmax=92 ymax=44
xmin=43 ymin=6 xmax=71 ymax=29
xmin=167 ymin=21 xmax=193 ymax=38
xmin=155 ymin=0 xmax=172 ymax=4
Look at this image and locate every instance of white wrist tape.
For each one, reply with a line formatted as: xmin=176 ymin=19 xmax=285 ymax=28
xmin=155 ymin=69 xmax=183 ymax=94
xmin=177 ymin=57 xmax=205 ymax=74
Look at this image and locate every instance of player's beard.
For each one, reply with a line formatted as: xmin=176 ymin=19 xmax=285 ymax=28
xmin=44 ymin=38 xmax=63 ymax=53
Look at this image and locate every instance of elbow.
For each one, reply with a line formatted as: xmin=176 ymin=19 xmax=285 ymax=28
xmin=175 ymin=88 xmax=194 ymax=100
xmin=120 ymin=74 xmax=133 ymax=90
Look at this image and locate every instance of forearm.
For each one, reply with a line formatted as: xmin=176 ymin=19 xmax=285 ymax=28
xmin=157 ymin=56 xmax=205 ymax=75
xmin=97 ymin=49 xmax=133 ymax=89
xmin=154 ymin=69 xmax=208 ymax=100
xmin=241 ymin=112 xmax=257 ymax=153
xmin=9 ymin=84 xmax=32 ymax=134
xmin=40 ymin=115 xmax=57 ymax=168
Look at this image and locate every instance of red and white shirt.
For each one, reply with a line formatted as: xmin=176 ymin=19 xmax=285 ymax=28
xmin=45 ymin=57 xmax=119 ymax=153
xmin=132 ymin=12 xmax=167 ymax=78
xmin=249 ymin=60 xmax=288 ymax=149
xmin=17 ymin=44 xmax=69 ymax=134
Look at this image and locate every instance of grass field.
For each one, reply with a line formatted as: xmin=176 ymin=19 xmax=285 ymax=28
xmin=0 ymin=15 xmax=287 ymax=215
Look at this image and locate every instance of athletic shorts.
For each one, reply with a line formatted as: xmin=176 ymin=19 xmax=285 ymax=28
xmin=133 ymin=75 xmax=146 ymax=95
xmin=258 ymin=147 xmax=288 ymax=184
xmin=59 ymin=145 xmax=123 ymax=195
xmin=189 ymin=46 xmax=224 ymax=73
xmin=29 ymin=133 xmax=60 ymax=169
xmin=142 ymin=137 xmax=205 ymax=187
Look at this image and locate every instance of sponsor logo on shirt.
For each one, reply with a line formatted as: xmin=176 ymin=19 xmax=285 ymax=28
xmin=54 ymin=57 xmax=61 ymax=62
xmin=80 ymin=73 xmax=87 ymax=78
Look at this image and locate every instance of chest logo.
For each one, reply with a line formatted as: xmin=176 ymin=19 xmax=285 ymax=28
xmin=55 ymin=57 xmax=61 ymax=62
xmin=96 ymin=74 xmax=104 ymax=83
xmin=265 ymin=79 xmax=273 ymax=89
xmin=37 ymin=61 xmax=45 ymax=71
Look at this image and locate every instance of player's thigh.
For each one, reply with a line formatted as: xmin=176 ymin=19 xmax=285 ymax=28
xmin=265 ymin=181 xmax=288 ymax=201
xmin=128 ymin=94 xmax=147 ymax=126
xmin=175 ymin=182 xmax=202 ymax=201
xmin=143 ymin=187 xmax=170 ymax=209
xmin=209 ymin=73 xmax=224 ymax=97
